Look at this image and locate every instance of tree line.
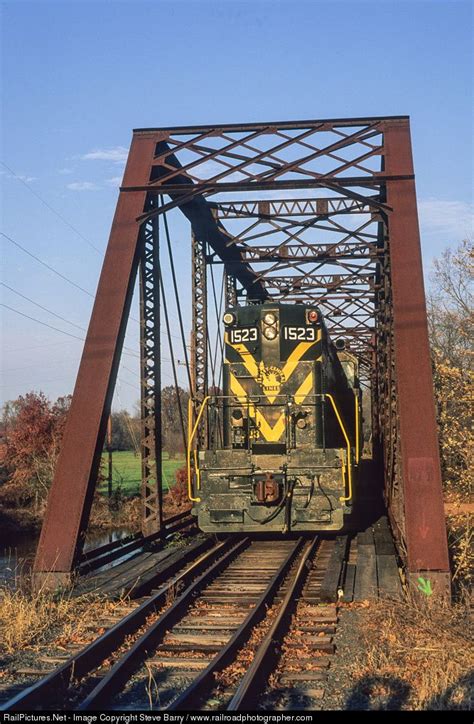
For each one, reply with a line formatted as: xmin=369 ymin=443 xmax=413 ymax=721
xmin=0 ymin=385 xmax=190 ymax=509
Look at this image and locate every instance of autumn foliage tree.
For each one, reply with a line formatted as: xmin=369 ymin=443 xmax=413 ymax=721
xmin=0 ymin=392 xmax=71 ymax=508
xmin=161 ymin=385 xmax=189 ymax=455
xmin=109 ymin=410 xmax=140 ymax=452
xmin=427 ymin=239 xmax=473 ymax=500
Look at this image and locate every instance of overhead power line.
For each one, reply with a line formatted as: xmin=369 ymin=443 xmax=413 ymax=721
xmin=1 ymin=282 xmax=85 ymax=332
xmin=4 ymin=339 xmax=77 ymax=354
xmin=1 ymin=283 xmax=140 ymax=359
xmin=1 ymin=231 xmax=95 ymax=297
xmin=2 ymin=231 xmax=182 ymax=342
xmin=1 ymin=160 xmax=102 ymax=254
xmin=1 ymin=303 xmax=86 ymax=341
xmin=115 ymin=376 xmax=139 ymax=391
xmin=1 ymin=300 xmax=178 ymax=365
xmin=0 ymin=302 xmax=137 ymax=360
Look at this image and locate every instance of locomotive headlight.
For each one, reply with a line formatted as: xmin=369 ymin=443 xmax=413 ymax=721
xmin=223 ymin=312 xmax=235 ymax=326
xmin=263 ymin=326 xmax=278 ymax=340
xmin=306 ymin=310 xmax=319 ymax=324
xmin=263 ymin=312 xmax=277 ymax=325
xmin=231 ymin=409 xmax=244 ymax=427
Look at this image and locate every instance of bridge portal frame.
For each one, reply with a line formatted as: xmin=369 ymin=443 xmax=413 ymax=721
xmin=33 ymin=117 xmax=450 ymax=595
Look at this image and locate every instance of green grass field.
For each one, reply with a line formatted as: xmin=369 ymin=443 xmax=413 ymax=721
xmin=99 ymin=451 xmax=184 ymax=497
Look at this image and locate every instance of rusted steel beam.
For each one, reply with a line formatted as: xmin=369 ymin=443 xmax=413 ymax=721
xmin=139 ymin=199 xmax=163 ymax=536
xmin=211 ymin=197 xmax=380 ymax=218
xmin=33 ymin=134 xmax=157 ymax=586
xmin=133 ymin=115 xmax=409 ymax=134
xmin=152 ymin=124 xmax=382 ymax=188
xmin=148 ymin=141 xmax=268 ymax=302
xmin=124 ymin=175 xmax=412 ymax=196
xmin=259 ymin=273 xmax=375 ymax=290
xmin=383 ymin=119 xmax=450 ymax=590
xmin=208 ymin=244 xmax=378 ymax=262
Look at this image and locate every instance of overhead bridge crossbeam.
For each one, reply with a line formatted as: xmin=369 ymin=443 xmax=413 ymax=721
xmin=33 ymin=116 xmax=450 ymax=597
xmin=209 ymin=244 xmax=379 ymax=262
xmin=209 ymin=197 xmax=381 ymax=219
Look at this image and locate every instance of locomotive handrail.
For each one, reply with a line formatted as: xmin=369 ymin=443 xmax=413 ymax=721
xmin=191 ymin=392 xmax=353 ymax=504
xmin=324 ymin=393 xmax=352 ymax=503
xmin=187 ymin=396 xmax=211 ymax=502
xmin=355 ymin=392 xmax=360 ymax=463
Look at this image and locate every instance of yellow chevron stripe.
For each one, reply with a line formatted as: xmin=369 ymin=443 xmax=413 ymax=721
xmin=226 ymin=329 xmax=321 ymax=405
xmin=281 ymin=332 xmax=321 ymax=379
xmin=294 ymin=370 xmax=314 ymax=404
xmin=255 ymin=411 xmax=286 ymax=442
xmin=229 ymin=371 xmax=314 ymax=443
xmin=224 ymin=333 xmax=259 ymax=378
xmin=229 ymin=373 xmax=286 ymax=442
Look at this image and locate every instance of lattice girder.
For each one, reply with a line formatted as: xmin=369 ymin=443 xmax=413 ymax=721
xmin=33 ymin=118 xmax=450 ymax=596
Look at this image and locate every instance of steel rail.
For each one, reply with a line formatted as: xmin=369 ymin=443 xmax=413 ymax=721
xmin=78 ymin=513 xmax=196 ymax=574
xmin=80 ymin=511 xmax=189 ymax=563
xmin=168 ymin=537 xmax=305 ymax=711
xmin=1 ymin=538 xmax=236 ymax=712
xmin=80 ymin=532 xmax=141 ymax=563
xmin=79 ymin=537 xmax=250 ymax=709
xmin=228 ymin=536 xmax=319 ymax=710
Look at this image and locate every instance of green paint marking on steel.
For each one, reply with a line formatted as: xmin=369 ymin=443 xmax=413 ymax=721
xmin=417 ymin=577 xmax=433 ymax=596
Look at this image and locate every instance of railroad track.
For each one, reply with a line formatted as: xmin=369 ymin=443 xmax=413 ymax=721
xmin=255 ymin=539 xmax=339 ymax=711
xmin=0 ymin=536 xmax=227 ymax=709
xmin=2 ymin=536 xmax=344 ymax=712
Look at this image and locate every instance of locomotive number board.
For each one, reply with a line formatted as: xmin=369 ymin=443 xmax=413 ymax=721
xmin=228 ymin=327 xmax=258 ymax=344
xmin=283 ymin=326 xmax=317 ymax=341
xmin=229 ymin=326 xmax=317 ymax=343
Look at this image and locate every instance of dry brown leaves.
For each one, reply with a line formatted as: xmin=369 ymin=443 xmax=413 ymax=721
xmin=343 ymin=595 xmax=473 ymax=710
xmin=0 ymin=583 xmax=123 ymax=655
xmin=214 ymin=604 xmax=278 ymax=689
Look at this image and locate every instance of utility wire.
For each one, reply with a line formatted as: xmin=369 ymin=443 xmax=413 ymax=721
xmin=1 ymin=282 xmax=85 ymax=332
xmin=159 ymin=269 xmax=187 ymax=452
xmin=162 ymin=205 xmax=193 ymax=394
xmin=2 ymin=231 xmax=182 ymax=343
xmin=1 ymin=302 xmax=139 ymax=361
xmin=2 ymin=231 xmax=95 ymax=297
xmin=115 ymin=376 xmax=139 ymax=391
xmin=1 ymin=160 xmax=102 ymax=254
xmin=1 ymin=304 xmax=87 ymax=342
xmin=1 ymin=284 xmax=140 ymax=359
xmin=2 ymin=229 xmax=139 ymax=325
xmin=209 ymin=260 xmax=225 ymax=388
xmin=113 ymin=398 xmax=140 ymax=456
xmin=1 ymin=302 xmax=178 ymax=372
xmin=3 ymin=340 xmax=76 ymax=354
xmin=121 ymin=361 xmax=175 ymax=384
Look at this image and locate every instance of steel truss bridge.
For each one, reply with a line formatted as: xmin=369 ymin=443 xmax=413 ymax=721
xmin=33 ymin=116 xmax=450 ymax=595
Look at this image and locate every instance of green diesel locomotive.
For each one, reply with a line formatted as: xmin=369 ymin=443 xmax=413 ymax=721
xmin=188 ymin=302 xmax=361 ymax=533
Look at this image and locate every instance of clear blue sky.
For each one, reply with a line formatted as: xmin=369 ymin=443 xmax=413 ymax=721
xmin=1 ymin=0 xmax=473 ymax=411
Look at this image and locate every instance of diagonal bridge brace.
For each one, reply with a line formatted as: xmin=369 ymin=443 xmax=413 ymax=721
xmin=33 ymin=117 xmax=450 ymax=597
xmin=32 ymin=134 xmax=267 ymax=587
xmin=144 ymin=140 xmax=269 ymax=302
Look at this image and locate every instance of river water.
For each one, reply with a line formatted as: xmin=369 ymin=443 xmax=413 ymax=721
xmin=0 ymin=528 xmax=134 ymax=589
